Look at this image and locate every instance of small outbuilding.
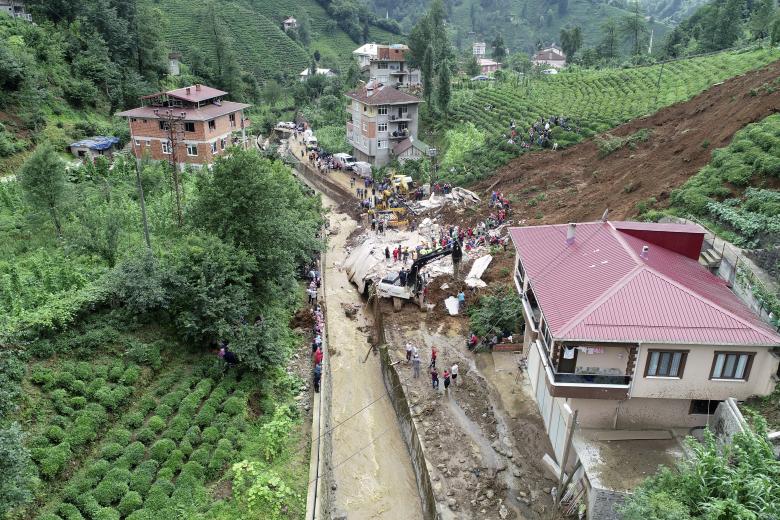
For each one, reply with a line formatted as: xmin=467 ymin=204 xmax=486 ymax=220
xmin=393 ymin=136 xmax=429 ymax=164
xmin=283 ymin=17 xmax=298 ymax=31
xmin=69 ymin=136 xmax=120 ymax=161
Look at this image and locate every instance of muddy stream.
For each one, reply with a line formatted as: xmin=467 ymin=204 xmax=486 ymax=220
xmin=324 ymin=207 xmax=423 ymax=519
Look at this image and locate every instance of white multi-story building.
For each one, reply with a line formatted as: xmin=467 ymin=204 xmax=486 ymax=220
xmin=473 ymin=41 xmax=486 ymax=58
xmin=353 ymin=43 xmax=421 ymax=88
xmin=345 ymin=81 xmax=423 ymax=167
xmin=0 ymin=1 xmax=32 ymax=21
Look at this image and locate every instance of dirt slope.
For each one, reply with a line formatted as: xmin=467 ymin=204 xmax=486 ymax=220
xmin=472 ymin=59 xmax=780 ymax=225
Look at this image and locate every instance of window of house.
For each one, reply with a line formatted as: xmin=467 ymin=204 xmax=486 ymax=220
xmin=645 ymin=350 xmax=687 ymax=378
xmin=690 ymin=400 xmax=722 ymax=415
xmin=208 ymin=120 xmax=216 ymax=131
xmin=211 ymin=142 xmax=217 ymax=154
xmin=229 ymin=113 xmax=236 ymax=127
xmin=184 ymin=122 xmax=195 ymax=132
xmin=131 ymin=118 xmax=137 ymax=123
xmin=362 ymin=122 xmax=367 ymax=132
xmin=159 ymin=121 xmax=168 ymax=131
xmin=378 ymin=105 xmax=388 ymax=115
xmin=221 ymin=138 xmax=226 ymax=149
xmin=378 ymin=140 xmax=385 ymax=149
xmin=378 ymin=123 xmax=387 ymax=132
xmin=399 ymin=105 xmax=408 ymax=115
xmin=186 ymin=144 xmax=198 ymax=156
xmin=134 ymin=139 xmax=140 ymax=146
xmin=161 ymin=141 xmax=171 ymax=154
xmin=145 ymin=140 xmax=151 ymax=147
xmin=711 ymin=352 xmax=754 ymax=380
xmin=377 ymin=61 xmax=388 ymax=69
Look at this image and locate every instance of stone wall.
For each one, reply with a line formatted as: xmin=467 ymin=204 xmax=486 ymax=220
xmin=378 ymin=345 xmax=439 ymax=520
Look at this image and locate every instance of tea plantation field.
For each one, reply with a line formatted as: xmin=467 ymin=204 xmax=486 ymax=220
xmin=11 ymin=329 xmax=308 ymax=520
xmin=670 ymin=113 xmax=780 ymax=249
xmin=153 ymin=0 xmax=397 ymax=84
xmin=443 ymin=47 xmax=780 ymax=184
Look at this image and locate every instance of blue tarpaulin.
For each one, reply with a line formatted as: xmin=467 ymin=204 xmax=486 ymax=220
xmin=69 ymin=136 xmax=119 ymax=151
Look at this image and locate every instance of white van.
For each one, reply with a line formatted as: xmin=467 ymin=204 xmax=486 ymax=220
xmin=352 ymin=161 xmax=372 ymax=178
xmin=333 ymin=153 xmax=357 ymax=170
xmin=305 ymin=136 xmax=318 ymax=150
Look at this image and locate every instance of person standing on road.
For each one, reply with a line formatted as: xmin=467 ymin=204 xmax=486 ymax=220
xmin=451 ymin=363 xmax=459 ymax=385
xmin=443 ymin=369 xmax=451 ymax=392
xmin=314 ymin=346 xmax=323 ymax=366
xmin=412 ymin=344 xmax=419 ymax=359
xmin=405 ymin=342 xmax=413 ymax=363
xmin=412 ymin=353 xmax=421 ymax=378
xmin=385 ymin=246 xmax=390 ymax=261
xmin=430 ymin=367 xmax=439 ymax=389
xmin=429 ymin=346 xmax=438 ymax=368
xmin=457 ymin=290 xmax=466 ymax=312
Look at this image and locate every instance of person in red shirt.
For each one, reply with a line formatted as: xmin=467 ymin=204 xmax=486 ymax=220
xmin=314 ymin=347 xmax=323 ymax=366
xmin=429 ymin=346 xmax=437 ymax=368
xmin=443 ymin=369 xmax=451 ymax=391
xmin=468 ymin=332 xmax=478 ymax=350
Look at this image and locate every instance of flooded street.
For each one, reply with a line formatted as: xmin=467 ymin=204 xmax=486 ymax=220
xmin=324 ymin=208 xmax=423 ymax=519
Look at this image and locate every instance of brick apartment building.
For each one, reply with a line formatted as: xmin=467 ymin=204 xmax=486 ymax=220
xmin=353 ymin=43 xmax=421 ymax=88
xmin=117 ymin=84 xmax=251 ymax=168
xmin=345 ymin=81 xmax=422 ymax=167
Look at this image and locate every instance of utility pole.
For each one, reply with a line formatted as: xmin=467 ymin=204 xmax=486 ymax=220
xmin=154 ymin=108 xmax=186 ymax=226
xmin=128 ymin=122 xmax=152 ymax=250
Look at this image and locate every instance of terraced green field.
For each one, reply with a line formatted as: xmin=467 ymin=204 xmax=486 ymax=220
xmin=152 ymin=0 xmax=398 ymax=84
xmin=441 ymin=47 xmax=780 ymax=183
xmin=451 ymin=47 xmax=780 ymax=138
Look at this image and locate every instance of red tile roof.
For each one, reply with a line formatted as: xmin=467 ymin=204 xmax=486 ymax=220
xmin=509 ymin=221 xmax=780 ymax=346
xmin=116 ymin=101 xmax=251 ymax=122
xmin=345 ymin=84 xmax=421 ymax=106
xmin=166 ymin=85 xmax=227 ymax=103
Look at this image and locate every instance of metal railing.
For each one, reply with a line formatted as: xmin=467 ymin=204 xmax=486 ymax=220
xmin=552 ymin=373 xmax=631 ymax=386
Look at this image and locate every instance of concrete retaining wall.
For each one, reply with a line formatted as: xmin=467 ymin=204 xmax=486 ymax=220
xmin=378 ymin=345 xmax=439 ymax=520
xmin=711 ymin=397 xmax=747 ymax=448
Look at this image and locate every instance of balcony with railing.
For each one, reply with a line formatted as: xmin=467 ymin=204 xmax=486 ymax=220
xmin=535 ymin=337 xmax=636 ymax=399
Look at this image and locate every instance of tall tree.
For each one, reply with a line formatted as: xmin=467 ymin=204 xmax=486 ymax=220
xmin=189 ymin=149 xmax=321 ymax=300
xmin=262 ymin=80 xmax=283 ymax=108
xmin=507 ymin=51 xmax=532 ymax=74
xmin=621 ymin=2 xmax=649 ymax=56
xmin=599 ymin=18 xmax=619 ymax=60
xmin=749 ymin=0 xmax=776 ymax=39
xmin=19 ymin=143 xmax=68 ymax=239
xmin=0 ymin=423 xmax=36 ymax=516
xmin=492 ymin=34 xmax=507 ymax=61
xmin=422 ymin=46 xmax=434 ymax=103
xmin=560 ymin=26 xmax=583 ymax=61
xmin=135 ymin=4 xmax=167 ymax=80
xmin=437 ymin=59 xmax=451 ymax=115
xmin=465 ymin=54 xmax=481 ymax=76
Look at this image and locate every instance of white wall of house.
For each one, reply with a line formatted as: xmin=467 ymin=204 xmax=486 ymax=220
xmin=631 ymin=343 xmax=779 ymax=400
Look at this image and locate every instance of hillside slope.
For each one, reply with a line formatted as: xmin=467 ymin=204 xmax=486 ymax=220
xmin=369 ymin=0 xmax=670 ymax=54
xmin=154 ymin=0 xmax=397 ymax=83
xmin=441 ymin=47 xmax=780 ymax=184
xmin=470 ymin=59 xmax=780 ymax=224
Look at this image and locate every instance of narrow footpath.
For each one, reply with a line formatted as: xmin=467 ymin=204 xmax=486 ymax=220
xmin=287 ymin=136 xmax=424 ymax=519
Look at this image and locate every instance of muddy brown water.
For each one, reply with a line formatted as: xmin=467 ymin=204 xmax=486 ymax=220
xmin=325 ymin=209 xmax=424 ymax=519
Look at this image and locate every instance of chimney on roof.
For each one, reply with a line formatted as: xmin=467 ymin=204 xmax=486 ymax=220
xmin=565 ymin=223 xmax=576 ymax=245
xmin=640 ymin=245 xmax=650 ymax=260
xmin=195 ymin=84 xmax=202 ymax=91
xmin=186 ymin=87 xmax=191 ymax=95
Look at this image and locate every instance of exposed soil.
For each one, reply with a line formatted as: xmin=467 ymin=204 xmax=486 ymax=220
xmin=384 ymin=317 xmax=556 ymax=519
xmin=466 ymin=59 xmax=780 ymax=225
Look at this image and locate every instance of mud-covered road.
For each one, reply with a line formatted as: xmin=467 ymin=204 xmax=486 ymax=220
xmin=289 ymin=136 xmax=424 ymax=519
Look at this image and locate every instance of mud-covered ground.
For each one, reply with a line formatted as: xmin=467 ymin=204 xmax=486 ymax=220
xmin=384 ymin=311 xmax=556 ymax=519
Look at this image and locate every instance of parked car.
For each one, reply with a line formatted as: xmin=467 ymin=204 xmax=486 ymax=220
xmin=542 ymin=69 xmax=558 ymax=75
xmin=277 ymin=121 xmax=296 ymax=129
xmin=470 ymin=75 xmax=493 ymax=82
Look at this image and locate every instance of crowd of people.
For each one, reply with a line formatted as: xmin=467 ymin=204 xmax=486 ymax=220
xmin=311 ymin=304 xmax=325 ymax=393
xmin=405 ymin=342 xmax=460 ymax=392
xmin=503 ymin=115 xmax=578 ymax=149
